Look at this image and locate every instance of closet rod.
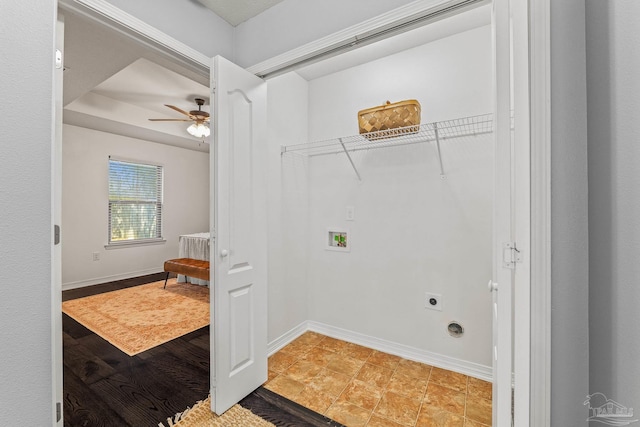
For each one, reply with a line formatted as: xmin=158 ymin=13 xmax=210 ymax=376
xmin=254 ymin=0 xmax=490 ymax=79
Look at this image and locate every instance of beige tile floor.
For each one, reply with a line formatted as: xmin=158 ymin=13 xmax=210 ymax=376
xmin=265 ymin=332 xmax=492 ymax=427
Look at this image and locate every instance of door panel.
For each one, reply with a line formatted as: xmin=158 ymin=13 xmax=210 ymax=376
xmin=228 ymin=90 xmax=253 ymax=269
xmin=211 ymin=55 xmax=268 ymax=415
xmin=228 ymin=285 xmax=253 ymax=374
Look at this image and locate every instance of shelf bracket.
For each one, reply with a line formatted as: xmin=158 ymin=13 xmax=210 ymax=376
xmin=339 ymin=138 xmax=362 ymax=181
xmin=433 ymin=122 xmax=445 ymax=178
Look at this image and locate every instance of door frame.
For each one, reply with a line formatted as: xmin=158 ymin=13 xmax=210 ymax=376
xmin=492 ymin=0 xmax=515 ymax=424
xmin=53 ymin=12 xmax=65 ymax=427
xmin=527 ymin=0 xmax=552 ymax=423
xmin=52 ymin=0 xmax=551 ymax=424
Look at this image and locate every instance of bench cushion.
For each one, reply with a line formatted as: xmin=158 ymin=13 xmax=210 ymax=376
xmin=164 ymin=258 xmax=210 ymax=281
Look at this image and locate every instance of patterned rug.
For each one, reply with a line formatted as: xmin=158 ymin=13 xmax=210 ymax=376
xmin=62 ymin=279 xmax=209 ymax=355
xmin=161 ymin=397 xmax=275 ymax=427
xmin=162 ymin=388 xmax=344 ymax=427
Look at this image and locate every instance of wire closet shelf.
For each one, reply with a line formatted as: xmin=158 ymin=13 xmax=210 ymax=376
xmin=280 ymin=112 xmax=494 ymax=158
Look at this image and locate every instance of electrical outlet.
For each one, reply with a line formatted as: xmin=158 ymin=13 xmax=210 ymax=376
xmin=425 ymin=292 xmax=442 ymax=311
xmin=92 ymin=252 xmax=100 ymax=261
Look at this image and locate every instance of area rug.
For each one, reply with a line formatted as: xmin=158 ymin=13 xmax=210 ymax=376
xmin=161 ymin=388 xmax=344 ymax=427
xmin=160 ymin=396 xmax=275 ymax=427
xmin=62 ymin=279 xmax=209 ymax=356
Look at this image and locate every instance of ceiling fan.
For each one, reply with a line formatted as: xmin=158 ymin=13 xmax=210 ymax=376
xmin=149 ymin=97 xmax=211 ymax=138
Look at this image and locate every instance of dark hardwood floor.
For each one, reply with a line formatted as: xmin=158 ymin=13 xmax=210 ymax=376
xmin=62 ymin=274 xmax=342 ymax=427
xmin=62 ymin=274 xmax=210 ymax=427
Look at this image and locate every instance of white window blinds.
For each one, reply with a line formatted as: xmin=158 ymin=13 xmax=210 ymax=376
xmin=108 ymin=158 xmax=163 ymax=244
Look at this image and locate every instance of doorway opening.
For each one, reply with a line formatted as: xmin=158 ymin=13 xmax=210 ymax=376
xmin=57 ymin=7 xmax=212 ymax=425
xmin=264 ymin=4 xmax=496 ymax=425
xmin=52 ymin=0 xmax=532 ymax=424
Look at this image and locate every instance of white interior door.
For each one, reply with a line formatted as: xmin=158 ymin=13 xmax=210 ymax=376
xmin=210 ymin=55 xmax=268 ymax=415
xmin=492 ymin=0 xmax=514 ymax=425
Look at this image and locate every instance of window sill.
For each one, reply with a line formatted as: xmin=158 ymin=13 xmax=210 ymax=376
xmin=105 ymin=238 xmax=166 ymax=250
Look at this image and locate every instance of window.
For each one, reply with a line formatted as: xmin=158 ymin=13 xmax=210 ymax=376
xmin=108 ymin=158 xmax=163 ymax=245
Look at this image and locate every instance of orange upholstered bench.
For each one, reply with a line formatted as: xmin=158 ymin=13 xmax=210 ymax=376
xmin=163 ymin=258 xmax=210 ymax=288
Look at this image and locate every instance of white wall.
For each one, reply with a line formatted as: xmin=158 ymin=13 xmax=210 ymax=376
xmin=550 ymin=0 xmax=590 ymax=424
xmin=299 ymin=25 xmax=493 ymax=367
xmin=234 ymin=0 xmax=415 ymax=68
xmin=586 ymin=0 xmax=640 ymax=414
xmin=307 ymin=26 xmax=493 ymax=140
xmin=61 ymin=125 xmax=209 ymax=289
xmin=266 ymin=73 xmax=311 ymax=342
xmin=0 ymin=1 xmax=55 ymax=424
xmin=104 ymin=0 xmax=234 ymax=59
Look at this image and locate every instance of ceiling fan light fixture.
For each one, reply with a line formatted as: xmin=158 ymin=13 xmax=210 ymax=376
xmin=187 ymin=122 xmax=210 ymax=138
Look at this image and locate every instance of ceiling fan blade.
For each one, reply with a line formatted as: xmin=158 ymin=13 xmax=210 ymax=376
xmin=148 ymin=118 xmax=192 ymax=122
xmin=164 ymin=104 xmax=193 ymax=118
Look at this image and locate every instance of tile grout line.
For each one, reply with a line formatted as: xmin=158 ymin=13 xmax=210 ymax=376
xmin=364 ymin=355 xmax=400 ymax=427
xmin=284 ymin=335 xmax=374 ymax=419
xmin=327 ymin=343 xmax=368 ymax=418
xmin=332 ymin=341 xmax=387 ymax=423
xmin=464 ymin=375 xmax=469 ymax=426
xmin=411 ymin=366 xmax=434 ymax=427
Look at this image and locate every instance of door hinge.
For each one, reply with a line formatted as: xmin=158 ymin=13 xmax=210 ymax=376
xmin=54 ymin=224 xmax=61 ymax=245
xmin=56 ymin=401 xmax=61 ymax=422
xmin=502 ymin=242 xmax=522 ymax=269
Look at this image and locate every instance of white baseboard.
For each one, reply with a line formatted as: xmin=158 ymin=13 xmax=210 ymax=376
xmin=62 ymin=268 xmax=163 ymax=291
xmin=268 ymin=320 xmax=492 ymax=382
xmin=267 ymin=322 xmax=309 ymax=356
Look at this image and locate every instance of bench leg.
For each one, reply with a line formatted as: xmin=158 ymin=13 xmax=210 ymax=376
xmin=164 ymin=271 xmax=170 ymax=289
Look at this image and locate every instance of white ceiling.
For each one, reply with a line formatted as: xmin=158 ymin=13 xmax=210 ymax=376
xmin=65 ymin=58 xmax=211 ymax=152
xmin=63 ymin=10 xmax=211 ymax=152
xmin=62 ymin=4 xmax=490 ymax=153
xmin=89 ymin=58 xmax=210 ymax=118
xmin=196 ymin=0 xmax=285 ymax=26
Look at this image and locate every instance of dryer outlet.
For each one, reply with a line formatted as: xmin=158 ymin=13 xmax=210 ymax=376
xmin=424 ymin=293 xmax=442 ymax=311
